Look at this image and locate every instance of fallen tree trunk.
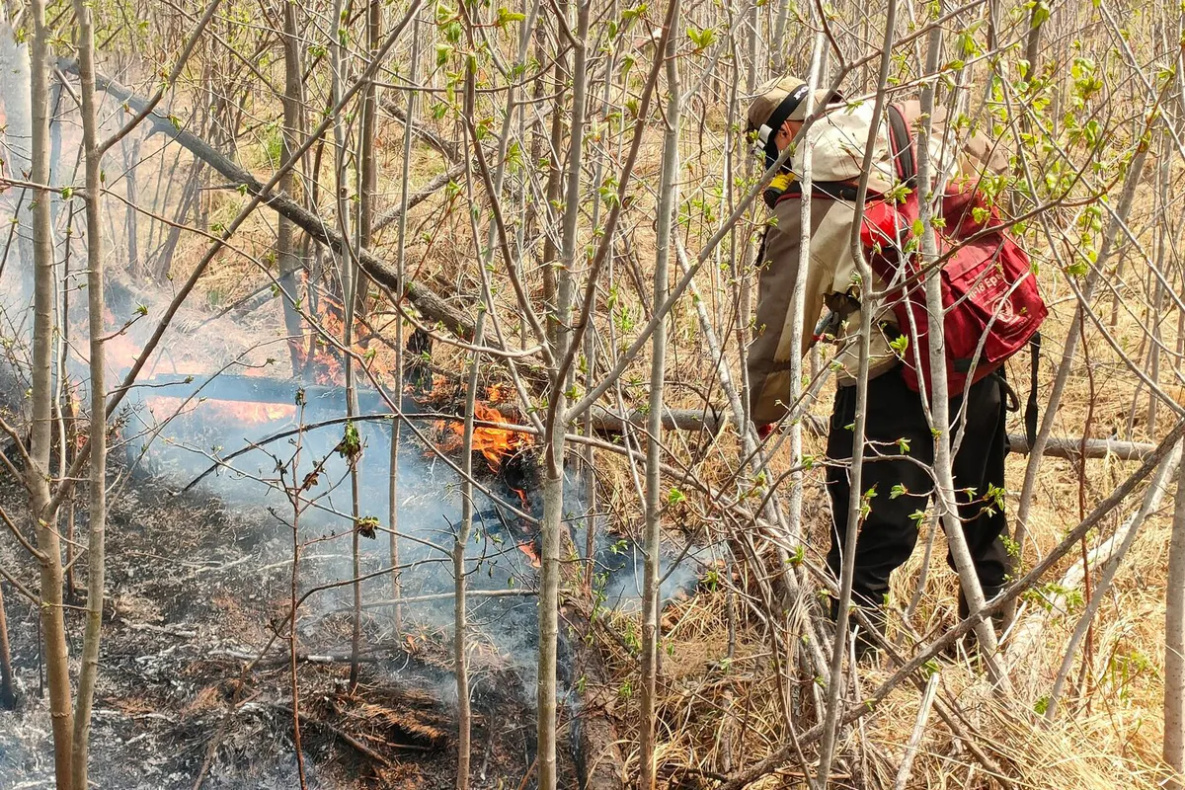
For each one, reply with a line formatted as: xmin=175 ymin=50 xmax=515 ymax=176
xmin=62 ymin=61 xmax=477 ymax=342
xmin=589 ymin=406 xmax=1158 ymax=461
xmin=560 ymin=598 xmax=626 ymax=790
xmin=127 ymin=374 xmax=1158 ymax=466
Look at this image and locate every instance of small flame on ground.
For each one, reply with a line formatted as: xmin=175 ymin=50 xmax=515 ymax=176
xmin=148 ymin=395 xmax=297 ymax=424
xmin=512 ymin=488 xmax=529 ymax=511
xmin=292 ymin=293 xmax=403 ymax=387
xmin=515 ymin=540 xmax=541 ymax=568
xmin=434 ymin=402 xmax=529 ymax=471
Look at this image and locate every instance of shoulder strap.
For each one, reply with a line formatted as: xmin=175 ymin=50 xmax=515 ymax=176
xmin=775 ymin=108 xmax=915 ymax=205
xmin=1026 ymin=332 xmax=1041 ymax=447
xmin=779 ymin=181 xmax=862 ymax=202
xmin=886 ymin=104 xmax=917 ymax=186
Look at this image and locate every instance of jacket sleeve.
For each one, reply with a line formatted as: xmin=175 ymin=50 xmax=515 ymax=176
xmin=748 ymin=197 xmax=834 ymax=424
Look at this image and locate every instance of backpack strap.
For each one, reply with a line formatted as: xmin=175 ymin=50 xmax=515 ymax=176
xmin=1025 ymin=332 xmax=1041 ymax=447
xmin=779 ymin=181 xmax=862 ymax=202
xmin=774 ymin=105 xmax=916 ymax=206
xmin=886 ymin=104 xmax=917 ymax=186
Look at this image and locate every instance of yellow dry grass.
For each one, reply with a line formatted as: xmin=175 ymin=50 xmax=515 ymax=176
xmin=138 ymin=50 xmax=1183 ymax=790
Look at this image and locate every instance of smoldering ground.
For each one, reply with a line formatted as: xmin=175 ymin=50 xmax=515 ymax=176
xmin=0 ymin=361 xmax=708 ymax=788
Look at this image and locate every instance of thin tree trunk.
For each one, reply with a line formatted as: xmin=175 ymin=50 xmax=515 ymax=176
xmin=0 ymin=580 xmax=15 ymax=709
xmin=1148 ymin=135 xmax=1170 ymax=436
xmin=389 ymin=16 xmax=421 ymax=634
xmin=152 ymin=162 xmax=202 ymax=282
xmin=288 ymin=405 xmax=309 ymax=790
xmin=28 ymin=0 xmax=73 ymax=786
xmin=1008 ymin=139 xmax=1152 ymax=625
xmin=640 ymin=14 xmax=679 ymax=786
xmin=355 ymin=0 xmax=381 ymax=318
xmin=328 ymin=0 xmax=367 ymax=692
xmin=786 ymin=31 xmax=827 ymax=543
xmin=278 ymin=0 xmax=307 ymax=374
xmin=1166 ymin=447 xmax=1185 ymax=789
xmin=455 ymin=313 xmax=484 ymax=790
xmin=538 ymin=2 xmax=590 ymax=786
xmin=1047 ymin=439 xmax=1182 ymax=719
xmin=123 ymin=136 xmax=140 ymax=277
xmin=70 ymin=1 xmax=108 ymax=784
xmin=892 ymin=673 xmax=939 ymax=790
xmin=915 ymin=15 xmax=1006 ymax=683
xmin=816 ymin=4 xmax=898 ymax=782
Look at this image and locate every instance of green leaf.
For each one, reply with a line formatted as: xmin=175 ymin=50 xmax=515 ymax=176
xmin=496 ymin=6 xmax=526 ymax=25
xmin=337 ymin=421 xmax=362 ymax=460
xmin=355 ymin=516 xmax=380 ymax=539
xmin=1030 ymin=0 xmax=1051 ymax=28
xmin=686 ymin=25 xmax=716 ymax=51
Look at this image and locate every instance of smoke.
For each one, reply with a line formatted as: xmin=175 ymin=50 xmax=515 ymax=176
xmin=596 ymin=541 xmax=715 ymax=614
xmin=122 ymin=382 xmax=547 ymax=669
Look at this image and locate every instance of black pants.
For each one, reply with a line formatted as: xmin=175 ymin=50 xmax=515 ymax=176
xmin=824 ymin=369 xmax=1011 ymax=620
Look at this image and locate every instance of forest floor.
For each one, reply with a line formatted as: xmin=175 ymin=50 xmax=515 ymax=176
xmin=0 ymin=449 xmax=547 ymax=790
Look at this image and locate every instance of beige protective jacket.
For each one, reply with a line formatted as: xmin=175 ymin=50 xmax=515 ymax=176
xmin=747 ymin=100 xmax=1008 ymax=424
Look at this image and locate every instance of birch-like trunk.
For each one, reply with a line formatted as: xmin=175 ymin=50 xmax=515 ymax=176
xmin=70 ymin=1 xmax=108 ymax=785
xmin=28 ymin=1 xmax=74 ymax=786
xmin=1165 ymin=444 xmax=1185 ymax=788
xmin=815 ymin=4 xmax=897 ymax=782
xmin=1008 ymin=139 xmax=1152 ymax=625
xmin=278 ymin=0 xmax=307 ymax=374
xmin=454 ymin=313 xmax=483 ymax=790
xmin=785 ymin=32 xmax=826 ymax=543
xmin=538 ymin=3 xmax=590 ymax=787
xmin=914 ymin=17 xmax=1006 ymax=683
xmin=639 ymin=14 xmax=679 ymax=785
xmin=328 ymin=0 xmax=366 ymax=691
xmin=389 ymin=16 xmax=421 ymax=632
xmin=1046 ymin=438 xmax=1182 ymax=719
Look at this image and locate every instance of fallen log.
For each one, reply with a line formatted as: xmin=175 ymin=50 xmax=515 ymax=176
xmin=130 ymin=373 xmax=1159 ymax=464
xmin=588 ymin=406 xmax=1157 ymax=461
xmin=133 ymin=372 xmax=400 ymax=415
xmin=63 ymin=60 xmax=477 ymax=343
xmin=1003 ymin=433 xmax=1156 ymax=461
xmin=560 ymin=599 xmax=626 ymax=790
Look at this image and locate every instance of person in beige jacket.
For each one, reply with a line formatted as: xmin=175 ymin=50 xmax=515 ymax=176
xmin=746 ymin=75 xmax=1012 ymax=653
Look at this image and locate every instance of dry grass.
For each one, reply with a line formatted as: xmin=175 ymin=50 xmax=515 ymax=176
xmin=101 ymin=32 xmax=1185 ymax=789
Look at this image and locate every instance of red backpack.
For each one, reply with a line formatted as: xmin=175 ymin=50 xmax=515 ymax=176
xmin=860 ymin=105 xmax=1046 ymax=407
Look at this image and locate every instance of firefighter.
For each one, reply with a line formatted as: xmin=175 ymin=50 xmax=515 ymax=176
xmin=745 ymin=75 xmax=1015 ymax=653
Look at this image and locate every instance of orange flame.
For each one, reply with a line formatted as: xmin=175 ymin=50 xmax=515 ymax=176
xmin=512 ymin=487 xmax=529 ymax=511
xmin=148 ymin=395 xmax=296 ymax=425
xmin=516 ymin=540 xmax=542 ymax=568
xmin=434 ymin=402 xmax=529 ymax=470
